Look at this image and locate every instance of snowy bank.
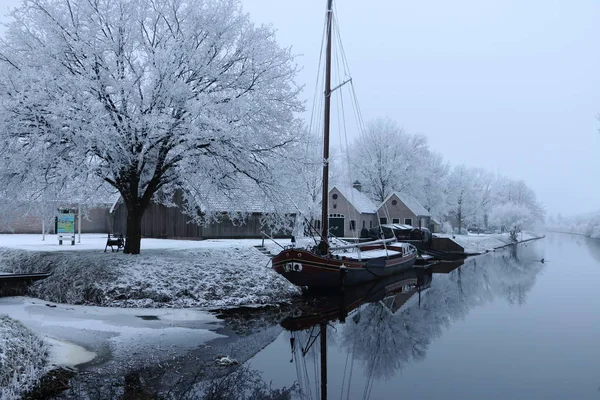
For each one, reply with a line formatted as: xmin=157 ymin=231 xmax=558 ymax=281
xmin=0 ymin=234 xmax=299 ymax=309
xmin=435 ymin=231 xmax=543 ymax=254
xmin=546 ymin=213 xmax=600 ymax=239
xmin=0 ymin=297 xmax=225 ymax=374
xmin=0 ymin=315 xmax=48 ymax=400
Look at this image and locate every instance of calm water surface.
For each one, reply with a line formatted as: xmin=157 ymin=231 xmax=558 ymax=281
xmin=245 ymin=233 xmax=600 ymax=400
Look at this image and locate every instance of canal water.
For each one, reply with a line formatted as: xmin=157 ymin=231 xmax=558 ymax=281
xmin=47 ymin=233 xmax=600 ymax=399
xmin=240 ymin=233 xmax=600 ymax=400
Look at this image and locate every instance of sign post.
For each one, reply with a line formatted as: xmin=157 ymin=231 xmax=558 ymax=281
xmin=78 ymin=204 xmax=81 ymax=243
xmin=57 ymin=211 xmax=76 ymax=245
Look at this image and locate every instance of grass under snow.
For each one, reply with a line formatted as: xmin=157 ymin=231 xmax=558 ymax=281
xmin=0 ymin=244 xmax=299 ymax=309
xmin=0 ymin=315 xmax=48 ymax=399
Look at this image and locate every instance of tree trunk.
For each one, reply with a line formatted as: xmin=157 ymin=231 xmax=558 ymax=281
xmin=124 ymin=206 xmax=143 ymax=254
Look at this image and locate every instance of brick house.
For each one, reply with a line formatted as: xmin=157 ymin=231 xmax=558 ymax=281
xmin=324 ymin=182 xmax=379 ymax=238
xmin=313 ymin=182 xmax=435 ymax=238
xmin=378 ymin=192 xmax=431 ymax=229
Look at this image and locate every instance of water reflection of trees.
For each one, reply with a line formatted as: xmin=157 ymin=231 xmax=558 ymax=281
xmin=584 ymin=237 xmax=600 ymax=264
xmin=339 ymin=245 xmax=545 ymax=381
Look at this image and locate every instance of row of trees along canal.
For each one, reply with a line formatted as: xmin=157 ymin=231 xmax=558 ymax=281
xmin=345 ymin=118 xmax=545 ymax=238
xmin=0 ymin=0 xmax=543 ymax=254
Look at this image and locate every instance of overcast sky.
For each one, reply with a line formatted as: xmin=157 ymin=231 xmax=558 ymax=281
xmin=2 ymin=0 xmax=600 ymax=216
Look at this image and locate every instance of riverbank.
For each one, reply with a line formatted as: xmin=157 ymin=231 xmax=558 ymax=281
xmin=0 ymin=234 xmax=299 ymax=309
xmin=0 ymin=315 xmax=48 ymax=399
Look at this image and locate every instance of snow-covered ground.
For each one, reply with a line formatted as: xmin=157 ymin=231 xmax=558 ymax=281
xmin=0 ymin=234 xmax=299 ymax=309
xmin=0 ymin=233 xmax=283 ymax=252
xmin=0 ymin=315 xmax=48 ymax=400
xmin=435 ymin=231 xmax=542 ymax=254
xmin=0 ymin=297 xmax=223 ymax=372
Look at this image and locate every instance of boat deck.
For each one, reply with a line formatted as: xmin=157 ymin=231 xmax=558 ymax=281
xmin=332 ymin=249 xmax=401 ymax=259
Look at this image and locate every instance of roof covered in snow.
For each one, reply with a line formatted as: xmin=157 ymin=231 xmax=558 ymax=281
xmin=381 ymin=192 xmax=431 ymax=217
xmin=331 ymin=186 xmax=378 ymax=214
xmin=192 ymin=188 xmax=296 ymax=214
xmin=111 ymin=183 xmax=296 ymax=215
xmin=380 ymin=223 xmax=414 ymax=231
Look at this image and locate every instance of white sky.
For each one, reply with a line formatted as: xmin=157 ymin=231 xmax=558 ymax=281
xmin=2 ymin=0 xmax=600 ymax=216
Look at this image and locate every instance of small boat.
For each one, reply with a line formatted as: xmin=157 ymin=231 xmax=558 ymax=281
xmin=272 ymin=0 xmax=417 ymax=289
xmin=422 ymin=247 xmax=468 ymax=261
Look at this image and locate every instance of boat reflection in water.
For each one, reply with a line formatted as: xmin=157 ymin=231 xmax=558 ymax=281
xmin=281 ymin=266 xmax=436 ymax=400
xmin=282 ymin=266 xmax=435 ymax=333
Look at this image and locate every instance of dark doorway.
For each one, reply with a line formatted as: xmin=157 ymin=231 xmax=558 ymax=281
xmin=329 ymin=215 xmax=345 ymax=237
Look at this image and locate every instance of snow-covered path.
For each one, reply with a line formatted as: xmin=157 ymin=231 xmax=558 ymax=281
xmin=0 ymin=297 xmax=224 ymax=370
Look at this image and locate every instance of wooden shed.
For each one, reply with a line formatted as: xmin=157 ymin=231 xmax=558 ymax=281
xmin=111 ymin=189 xmax=295 ymax=240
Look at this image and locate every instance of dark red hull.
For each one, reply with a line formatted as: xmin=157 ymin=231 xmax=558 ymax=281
xmin=272 ymin=245 xmax=417 ymax=289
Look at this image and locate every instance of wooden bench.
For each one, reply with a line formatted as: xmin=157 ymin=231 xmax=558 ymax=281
xmin=105 ymin=233 xmax=124 ymax=252
xmin=58 ymin=234 xmax=75 ymax=246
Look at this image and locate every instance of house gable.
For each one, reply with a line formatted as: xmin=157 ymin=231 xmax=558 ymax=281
xmin=325 ymin=186 xmax=379 ymax=235
xmin=378 ymin=192 xmax=431 ymax=227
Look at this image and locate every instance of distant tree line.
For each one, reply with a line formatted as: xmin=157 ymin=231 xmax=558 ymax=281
xmin=344 ymin=117 xmax=545 ymax=237
xmin=547 ymin=213 xmax=600 ymax=239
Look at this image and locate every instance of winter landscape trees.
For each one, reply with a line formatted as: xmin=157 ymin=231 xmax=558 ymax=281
xmin=344 ymin=118 xmax=543 ymax=236
xmin=0 ymin=0 xmax=303 ymax=253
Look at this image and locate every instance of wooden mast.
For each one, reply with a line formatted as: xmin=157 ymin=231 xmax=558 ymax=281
xmin=320 ymin=322 xmax=328 ymax=400
xmin=318 ymin=0 xmax=334 ymax=255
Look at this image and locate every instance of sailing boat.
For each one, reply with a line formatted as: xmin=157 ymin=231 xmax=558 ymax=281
xmin=272 ymin=0 xmax=417 ymax=289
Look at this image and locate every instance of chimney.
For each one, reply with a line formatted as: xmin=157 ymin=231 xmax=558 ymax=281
xmin=353 ymin=180 xmax=362 ymax=192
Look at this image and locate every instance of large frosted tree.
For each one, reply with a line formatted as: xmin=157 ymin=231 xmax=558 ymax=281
xmin=0 ymin=0 xmax=303 ymax=253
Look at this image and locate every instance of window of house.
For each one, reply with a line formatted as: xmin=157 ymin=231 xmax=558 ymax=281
xmin=350 ymin=220 xmax=356 ymax=230
xmin=392 ymin=200 xmax=398 ymax=206
xmin=404 ymin=218 xmax=413 ymax=226
xmin=314 ymin=220 xmax=321 ymax=230
xmin=392 ymin=218 xmax=400 ymax=224
xmin=370 ymin=221 xmax=373 ymax=228
xmin=332 ymin=193 xmax=338 ymax=200
xmin=380 ymin=217 xmax=387 ymax=224
xmin=362 ymin=220 xmax=366 ymax=228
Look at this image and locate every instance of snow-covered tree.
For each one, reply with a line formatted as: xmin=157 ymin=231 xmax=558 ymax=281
xmin=0 ymin=0 xmax=303 ymax=253
xmin=446 ymin=165 xmax=480 ymax=233
xmin=489 ymin=202 xmax=534 ymax=241
xmin=415 ymin=151 xmax=449 ymax=221
xmin=349 ymin=118 xmax=428 ymax=203
xmin=473 ymin=169 xmax=495 ymax=228
xmin=488 ymin=177 xmax=544 ymax=233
